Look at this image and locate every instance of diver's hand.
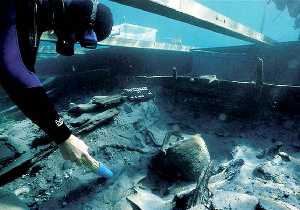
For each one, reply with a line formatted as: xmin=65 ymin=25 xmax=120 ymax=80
xmin=58 ymin=135 xmax=99 ymax=172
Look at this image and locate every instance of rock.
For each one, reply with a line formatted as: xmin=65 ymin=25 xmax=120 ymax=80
xmin=253 ymin=161 xmax=282 ymax=183
xmin=278 ymin=152 xmax=291 ymax=162
xmin=256 ymin=197 xmax=298 ymax=210
xmin=0 ymin=190 xmax=29 ymax=210
xmin=212 ymin=191 xmax=258 ymax=210
xmin=151 ymin=134 xmax=210 ymax=181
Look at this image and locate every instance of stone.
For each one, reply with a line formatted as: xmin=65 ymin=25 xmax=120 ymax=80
xmin=0 ymin=190 xmax=29 ymax=210
xmin=151 ymin=134 xmax=210 ymax=181
xmin=256 ymin=197 xmax=299 ymax=210
xmin=212 ymin=191 xmax=258 ymax=210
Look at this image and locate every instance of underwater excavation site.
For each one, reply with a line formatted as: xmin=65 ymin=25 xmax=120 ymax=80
xmin=1 ymin=0 xmax=300 ymax=209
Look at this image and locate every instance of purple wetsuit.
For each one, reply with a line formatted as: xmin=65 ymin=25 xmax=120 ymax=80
xmin=0 ymin=1 xmax=71 ymax=144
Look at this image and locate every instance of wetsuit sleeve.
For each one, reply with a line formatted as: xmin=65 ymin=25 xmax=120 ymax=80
xmin=0 ymin=4 xmax=71 ymax=144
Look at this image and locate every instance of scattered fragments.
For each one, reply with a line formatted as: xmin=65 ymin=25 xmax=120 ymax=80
xmin=151 ymin=134 xmax=211 ymax=181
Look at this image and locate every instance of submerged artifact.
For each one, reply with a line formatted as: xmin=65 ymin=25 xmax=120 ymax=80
xmin=151 ymin=134 xmax=211 ymax=181
xmin=68 ymin=95 xmax=124 ymax=115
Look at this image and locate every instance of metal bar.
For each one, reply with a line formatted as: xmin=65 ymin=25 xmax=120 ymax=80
xmin=110 ymin=0 xmax=275 ymax=45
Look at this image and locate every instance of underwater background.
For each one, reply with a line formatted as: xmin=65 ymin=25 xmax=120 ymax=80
xmin=1 ymin=0 xmax=300 ymax=210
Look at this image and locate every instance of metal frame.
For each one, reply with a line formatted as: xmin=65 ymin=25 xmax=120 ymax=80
xmin=110 ymin=0 xmax=275 ymax=45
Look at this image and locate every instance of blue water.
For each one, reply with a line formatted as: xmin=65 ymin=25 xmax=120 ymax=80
xmin=101 ymin=0 xmax=298 ymax=48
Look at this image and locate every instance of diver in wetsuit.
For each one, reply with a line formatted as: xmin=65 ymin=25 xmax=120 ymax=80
xmin=0 ymin=0 xmax=113 ymax=176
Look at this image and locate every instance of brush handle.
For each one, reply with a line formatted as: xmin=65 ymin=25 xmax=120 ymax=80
xmin=97 ymin=163 xmax=113 ymax=178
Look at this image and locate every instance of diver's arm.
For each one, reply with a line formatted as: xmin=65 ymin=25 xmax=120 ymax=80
xmin=0 ymin=23 xmax=71 ymax=144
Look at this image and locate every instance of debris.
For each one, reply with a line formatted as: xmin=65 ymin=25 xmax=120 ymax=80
xmin=0 ymin=145 xmax=57 ymax=186
xmin=257 ymin=197 xmax=299 ymax=210
xmin=211 ymin=191 xmax=259 ymax=210
xmin=74 ymin=109 xmax=119 ymax=134
xmin=91 ymin=94 xmax=124 ymax=107
xmin=122 ymin=87 xmax=154 ymax=102
xmin=68 ymin=102 xmax=98 ymax=115
xmin=68 ymin=95 xmax=124 ymax=116
xmin=127 ymin=188 xmax=175 ymax=210
xmin=151 ymin=134 xmax=211 ymax=181
xmin=0 ymin=190 xmax=29 ymax=210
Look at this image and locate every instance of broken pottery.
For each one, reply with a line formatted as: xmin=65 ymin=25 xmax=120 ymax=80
xmin=151 ymin=134 xmax=210 ymax=181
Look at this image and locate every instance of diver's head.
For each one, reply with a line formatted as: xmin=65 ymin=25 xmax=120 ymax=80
xmin=53 ymin=0 xmax=113 ymax=56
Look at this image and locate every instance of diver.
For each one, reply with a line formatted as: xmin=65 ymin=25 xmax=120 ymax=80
xmin=0 ymin=0 xmax=113 ymax=177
